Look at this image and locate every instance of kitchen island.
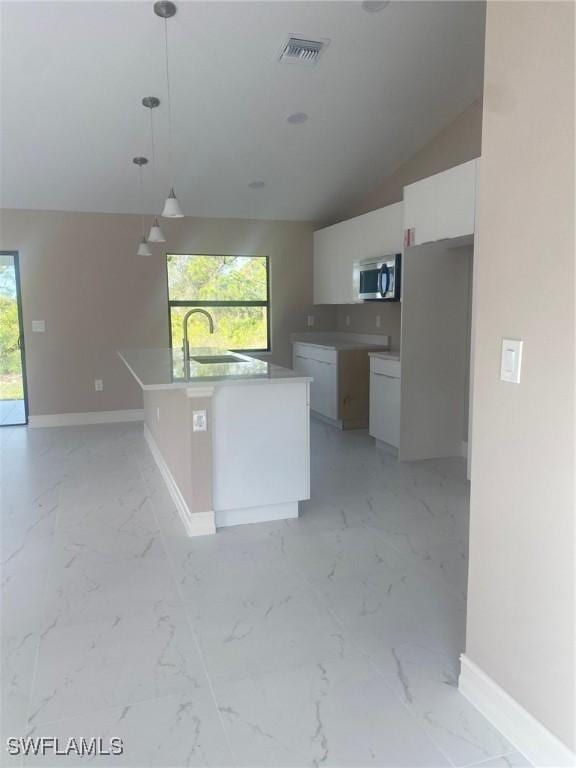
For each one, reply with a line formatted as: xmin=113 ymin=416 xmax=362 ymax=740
xmin=119 ymin=348 xmax=311 ymax=537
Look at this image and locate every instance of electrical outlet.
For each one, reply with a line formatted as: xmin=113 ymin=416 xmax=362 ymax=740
xmin=307 ymin=315 xmax=315 ymax=327
xmin=32 ymin=320 xmax=45 ymax=333
xmin=193 ymin=409 xmax=207 ymax=432
xmin=345 ymin=315 xmax=351 ymax=327
xmin=94 ymin=379 xmax=103 ymax=391
xmin=375 ymin=315 xmax=381 ymax=328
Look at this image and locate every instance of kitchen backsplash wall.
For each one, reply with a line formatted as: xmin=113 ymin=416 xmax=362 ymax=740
xmin=335 ymin=303 xmax=402 ymax=350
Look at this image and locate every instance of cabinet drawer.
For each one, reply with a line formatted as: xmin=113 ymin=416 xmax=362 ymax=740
xmin=370 ymin=356 xmax=401 ymax=378
xmin=293 ymin=343 xmax=337 ymax=365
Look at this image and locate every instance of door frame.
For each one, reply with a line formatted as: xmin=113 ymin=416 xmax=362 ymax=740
xmin=0 ymin=250 xmax=29 ymax=426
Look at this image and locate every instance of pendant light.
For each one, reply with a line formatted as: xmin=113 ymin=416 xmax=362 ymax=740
xmin=133 ymin=157 xmax=153 ymax=256
xmin=154 ymin=1 xmax=184 ymax=218
xmin=142 ymin=96 xmax=166 ymax=243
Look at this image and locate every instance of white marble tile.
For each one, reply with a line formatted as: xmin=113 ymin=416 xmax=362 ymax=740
xmin=214 ymin=655 xmax=451 ymax=767
xmin=186 ymin=565 xmax=358 ymax=684
xmin=41 ymin=545 xmax=177 ymax=630
xmin=21 ymin=692 xmax=234 ymax=767
xmin=28 ymin=600 xmax=207 ymax=726
xmin=1 ymin=420 xmax=517 ymax=768
xmin=384 ymin=646 xmax=516 ymax=767
xmin=1 ymin=631 xmax=39 ymax=743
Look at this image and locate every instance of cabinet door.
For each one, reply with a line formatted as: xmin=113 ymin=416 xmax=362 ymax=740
xmin=403 ymin=174 xmax=439 ymax=246
xmin=369 ymin=372 xmax=401 ymax=447
xmin=436 ymin=159 xmax=477 ymax=241
xmin=355 ymin=202 xmax=404 ymax=258
xmin=313 ymin=219 xmax=358 ymax=304
xmin=309 ymin=359 xmax=338 ymax=420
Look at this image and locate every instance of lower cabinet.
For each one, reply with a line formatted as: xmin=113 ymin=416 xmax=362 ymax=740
xmin=369 ymin=356 xmax=401 ymax=449
xmin=293 ymin=343 xmax=374 ymax=429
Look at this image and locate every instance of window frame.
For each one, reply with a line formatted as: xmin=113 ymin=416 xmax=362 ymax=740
xmin=165 ymin=252 xmax=271 ymax=354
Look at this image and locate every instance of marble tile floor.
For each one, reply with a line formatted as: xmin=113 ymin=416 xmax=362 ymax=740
xmin=0 ymin=420 xmax=529 ymax=767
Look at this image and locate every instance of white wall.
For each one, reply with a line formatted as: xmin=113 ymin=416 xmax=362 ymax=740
xmin=466 ymin=0 xmax=575 ymax=751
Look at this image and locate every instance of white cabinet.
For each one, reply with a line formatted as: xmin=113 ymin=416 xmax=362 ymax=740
xmin=293 ymin=342 xmax=377 ymax=429
xmin=403 ymin=159 xmax=478 ymax=246
xmin=313 ymin=202 xmax=403 ymax=304
xmin=369 ymin=356 xmax=401 ymax=449
xmin=313 ymin=217 xmax=359 ymax=304
xmin=308 ymin=358 xmax=338 ymax=420
xmin=293 ymin=344 xmax=338 ymax=420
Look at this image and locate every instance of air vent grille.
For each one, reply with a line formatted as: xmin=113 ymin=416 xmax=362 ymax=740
xmin=279 ymin=35 xmax=329 ymax=65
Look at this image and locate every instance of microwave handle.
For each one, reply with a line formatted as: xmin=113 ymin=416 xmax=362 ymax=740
xmin=379 ymin=264 xmax=390 ymax=297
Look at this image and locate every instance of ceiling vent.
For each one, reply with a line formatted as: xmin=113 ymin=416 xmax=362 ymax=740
xmin=279 ymin=35 xmax=329 ymax=65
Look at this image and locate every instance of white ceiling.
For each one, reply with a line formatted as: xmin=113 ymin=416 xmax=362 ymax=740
xmin=0 ymin=1 xmax=485 ymax=222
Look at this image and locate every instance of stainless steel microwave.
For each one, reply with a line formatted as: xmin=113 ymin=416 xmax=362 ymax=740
xmin=357 ymin=254 xmax=401 ymax=301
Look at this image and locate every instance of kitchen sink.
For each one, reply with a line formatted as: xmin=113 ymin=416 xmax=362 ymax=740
xmin=191 ymin=355 xmax=249 ymax=364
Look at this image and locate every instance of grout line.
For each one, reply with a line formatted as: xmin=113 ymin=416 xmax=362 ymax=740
xmin=459 ymin=749 xmax=532 ymax=768
xmin=135 ymin=443 xmax=239 ymax=768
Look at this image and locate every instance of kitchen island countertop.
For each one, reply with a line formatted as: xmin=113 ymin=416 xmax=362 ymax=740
xmin=118 ymin=347 xmax=311 ymax=391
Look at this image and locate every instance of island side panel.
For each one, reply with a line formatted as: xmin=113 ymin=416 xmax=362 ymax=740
xmin=211 ymin=381 xmax=310 ymax=523
xmin=143 ymin=388 xmax=215 ymax=535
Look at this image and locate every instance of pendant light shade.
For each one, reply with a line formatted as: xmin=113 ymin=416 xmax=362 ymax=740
xmin=162 ymin=188 xmax=184 ymax=218
xmin=137 ymin=236 xmax=153 ymax=256
xmin=148 ymin=217 xmax=166 ymax=242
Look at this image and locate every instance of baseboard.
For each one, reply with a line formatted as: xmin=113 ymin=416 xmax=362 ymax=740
xmin=28 ymin=409 xmax=144 ymax=428
xmin=143 ymin=425 xmax=215 ymax=537
xmin=310 ymin=412 xmax=344 ymax=430
xmin=459 ymin=655 xmax=575 ymax=767
xmin=215 ymin=501 xmax=298 ymax=528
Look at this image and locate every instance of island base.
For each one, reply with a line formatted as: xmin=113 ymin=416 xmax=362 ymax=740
xmin=216 ymin=502 xmax=298 ymax=528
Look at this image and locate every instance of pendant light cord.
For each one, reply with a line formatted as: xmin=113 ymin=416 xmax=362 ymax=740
xmin=138 ymin=165 xmax=146 ymax=238
xmin=149 ymin=108 xmax=157 ymax=170
xmin=163 ymin=17 xmax=174 ymax=182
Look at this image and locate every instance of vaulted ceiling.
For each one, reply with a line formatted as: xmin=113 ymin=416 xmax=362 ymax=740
xmin=0 ymin=1 xmax=485 ymax=221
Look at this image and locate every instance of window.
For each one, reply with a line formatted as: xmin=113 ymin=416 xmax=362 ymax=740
xmin=166 ymin=254 xmax=270 ymax=353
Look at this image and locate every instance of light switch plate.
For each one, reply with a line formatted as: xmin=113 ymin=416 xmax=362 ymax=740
xmin=32 ymin=320 xmax=45 ymax=333
xmin=500 ymin=338 xmax=523 ymax=383
xmin=192 ymin=409 xmax=207 ymax=432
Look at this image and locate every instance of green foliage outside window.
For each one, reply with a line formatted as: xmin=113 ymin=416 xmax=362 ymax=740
xmin=166 ymin=255 xmax=270 ymax=352
xmin=0 ymin=264 xmax=24 ymax=400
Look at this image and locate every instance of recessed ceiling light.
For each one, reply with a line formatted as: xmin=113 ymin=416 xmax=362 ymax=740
xmin=286 ymin=112 xmax=309 ymax=125
xmin=361 ymin=1 xmax=390 ymax=12
xmin=248 ymin=181 xmax=266 ymax=189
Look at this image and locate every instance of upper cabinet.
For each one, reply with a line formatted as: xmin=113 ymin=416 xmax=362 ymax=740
xmin=403 ymin=159 xmax=478 ymax=247
xmin=313 ymin=202 xmax=403 ymax=305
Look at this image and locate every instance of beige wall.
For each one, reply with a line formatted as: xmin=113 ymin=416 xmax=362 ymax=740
xmin=335 ymin=303 xmax=402 ymax=350
xmin=331 ymin=98 xmax=482 ymax=337
xmin=466 ymin=0 xmax=575 ymax=750
xmin=144 ymin=388 xmax=213 ymax=515
xmin=0 ymin=210 xmax=335 ymax=416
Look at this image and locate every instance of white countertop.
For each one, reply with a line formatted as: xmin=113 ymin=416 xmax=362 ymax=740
xmin=118 ymin=348 xmax=311 ymax=391
xmin=369 ymin=350 xmax=401 ymax=362
xmin=291 ymin=332 xmax=391 ymax=351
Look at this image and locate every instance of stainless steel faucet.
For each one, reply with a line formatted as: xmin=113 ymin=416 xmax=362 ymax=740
xmin=182 ymin=308 xmax=215 ymax=359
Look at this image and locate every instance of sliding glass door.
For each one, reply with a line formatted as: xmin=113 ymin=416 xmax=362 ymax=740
xmin=0 ymin=252 xmax=27 ymax=425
